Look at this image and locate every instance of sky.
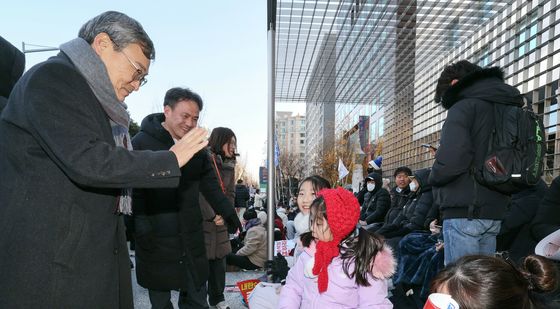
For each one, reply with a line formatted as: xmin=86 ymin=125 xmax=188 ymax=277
xmin=1 ymin=1 xmax=305 ymax=181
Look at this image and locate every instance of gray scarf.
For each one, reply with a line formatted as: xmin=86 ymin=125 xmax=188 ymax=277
xmin=60 ymin=38 xmax=132 ymax=215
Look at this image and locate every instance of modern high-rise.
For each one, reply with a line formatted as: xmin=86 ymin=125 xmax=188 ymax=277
xmin=275 ymin=0 xmax=560 ymax=182
xmin=413 ymin=0 xmax=560 ymax=181
xmin=275 ymin=111 xmax=306 ymax=159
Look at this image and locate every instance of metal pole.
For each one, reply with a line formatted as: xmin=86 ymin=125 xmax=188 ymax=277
xmin=21 ymin=42 xmax=59 ymax=53
xmin=266 ymin=0 xmax=277 ymax=267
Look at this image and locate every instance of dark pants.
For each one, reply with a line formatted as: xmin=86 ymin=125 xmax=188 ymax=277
xmin=226 ymin=253 xmax=260 ymax=270
xmin=148 ymin=269 xmax=209 ymax=309
xmin=207 ymin=258 xmax=226 ymax=306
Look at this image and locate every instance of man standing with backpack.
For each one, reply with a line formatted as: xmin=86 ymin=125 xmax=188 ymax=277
xmin=429 ymin=60 xmax=526 ymax=265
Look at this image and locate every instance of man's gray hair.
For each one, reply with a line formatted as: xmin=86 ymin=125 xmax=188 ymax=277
xmin=78 ymin=11 xmax=155 ymax=60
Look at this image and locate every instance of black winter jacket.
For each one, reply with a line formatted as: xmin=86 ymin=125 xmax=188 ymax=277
xmin=429 ymin=68 xmax=521 ymax=220
xmin=132 ymin=113 xmax=237 ymax=291
xmin=385 ymin=186 xmax=411 ymax=225
xmin=531 ymin=176 xmax=560 ymax=240
xmin=235 ymin=184 xmax=250 ymax=208
xmin=377 ymin=169 xmax=433 ymax=238
xmin=360 ymin=172 xmax=391 ymax=224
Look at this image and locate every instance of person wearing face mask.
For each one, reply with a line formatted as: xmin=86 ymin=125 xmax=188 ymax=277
xmin=376 ymin=169 xmax=434 ymax=251
xmin=359 ymin=172 xmax=391 ymax=226
xmin=367 ymin=167 xmax=413 ymax=233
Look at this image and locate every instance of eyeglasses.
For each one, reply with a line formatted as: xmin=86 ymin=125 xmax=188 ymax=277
xmin=110 ymin=39 xmax=148 ymax=87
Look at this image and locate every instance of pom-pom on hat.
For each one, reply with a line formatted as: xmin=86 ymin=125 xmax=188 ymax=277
xmin=368 ymin=155 xmax=383 ymax=170
xmin=312 ymin=187 xmax=360 ymax=293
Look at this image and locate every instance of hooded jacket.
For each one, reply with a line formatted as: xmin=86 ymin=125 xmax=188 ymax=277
xmin=360 ymin=172 xmax=391 ymax=224
xmin=429 ymin=67 xmax=521 ymax=220
xmin=0 ymin=36 xmax=25 ymax=111
xmin=132 ymin=113 xmax=237 ymax=291
xmin=278 ymin=240 xmax=395 ymax=309
xmin=377 ymin=168 xmax=434 ymax=239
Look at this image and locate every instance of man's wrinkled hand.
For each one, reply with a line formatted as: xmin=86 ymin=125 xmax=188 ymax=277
xmin=170 ymin=127 xmax=208 ymax=167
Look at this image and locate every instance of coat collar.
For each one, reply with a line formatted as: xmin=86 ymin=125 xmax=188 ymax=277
xmin=441 ymin=67 xmax=504 ymax=109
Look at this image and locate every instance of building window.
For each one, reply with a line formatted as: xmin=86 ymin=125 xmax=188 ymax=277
xmin=517 ymin=11 xmax=539 ymax=58
xmin=379 ymin=117 xmax=384 ymax=137
xmin=477 ymin=46 xmax=491 ymax=67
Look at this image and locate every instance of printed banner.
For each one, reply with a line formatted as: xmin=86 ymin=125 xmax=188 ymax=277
xmin=237 ymin=279 xmax=261 ymax=307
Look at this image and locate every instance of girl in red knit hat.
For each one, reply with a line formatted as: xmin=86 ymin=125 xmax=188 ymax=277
xmin=279 ymin=187 xmax=396 ymax=308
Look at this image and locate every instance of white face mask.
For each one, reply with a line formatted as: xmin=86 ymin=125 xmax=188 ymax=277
xmin=367 ymin=183 xmax=376 ymax=192
xmin=409 ymin=181 xmax=418 ymax=192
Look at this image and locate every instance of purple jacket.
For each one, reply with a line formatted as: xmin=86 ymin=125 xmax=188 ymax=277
xmin=278 ymin=243 xmax=395 ymax=308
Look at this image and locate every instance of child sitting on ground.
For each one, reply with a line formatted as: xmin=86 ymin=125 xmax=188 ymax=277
xmin=278 ymin=187 xmax=395 ymax=308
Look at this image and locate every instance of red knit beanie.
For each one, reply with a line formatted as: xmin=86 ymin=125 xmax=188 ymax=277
xmin=312 ymin=187 xmax=360 ymax=293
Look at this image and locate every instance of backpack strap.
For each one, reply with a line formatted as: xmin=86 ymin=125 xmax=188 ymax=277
xmin=468 ymin=166 xmax=479 ymax=220
xmin=211 ymin=154 xmax=226 ymax=194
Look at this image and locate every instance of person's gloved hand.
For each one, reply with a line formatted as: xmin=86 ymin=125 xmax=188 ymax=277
xmin=268 ymin=253 xmax=289 ymax=283
xmin=225 ymin=213 xmax=242 ymax=234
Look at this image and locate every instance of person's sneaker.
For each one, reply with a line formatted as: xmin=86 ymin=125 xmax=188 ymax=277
xmin=211 ymin=301 xmax=230 ymax=309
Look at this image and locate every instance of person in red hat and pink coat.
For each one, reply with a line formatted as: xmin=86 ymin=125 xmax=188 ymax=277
xmin=278 ymin=187 xmax=395 ymax=308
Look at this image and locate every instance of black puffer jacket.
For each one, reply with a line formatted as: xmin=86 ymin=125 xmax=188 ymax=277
xmin=384 ymin=185 xmax=411 ymax=225
xmin=429 ymin=67 xmax=521 ymax=220
xmin=360 ymin=172 xmax=391 ymax=224
xmin=132 ymin=113 xmax=238 ymax=291
xmin=377 ymin=169 xmax=433 ymax=238
xmin=235 ymin=184 xmax=250 ymax=208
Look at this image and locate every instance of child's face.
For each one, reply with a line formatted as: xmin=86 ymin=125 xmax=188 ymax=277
xmin=311 ymin=214 xmax=333 ymax=242
xmin=297 ymin=181 xmax=316 ymax=215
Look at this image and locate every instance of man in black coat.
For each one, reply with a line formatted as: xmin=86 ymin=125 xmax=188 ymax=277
xmin=0 ymin=12 xmax=209 ymax=309
xmin=235 ymin=179 xmax=251 ymax=218
xmin=132 ymin=87 xmax=241 ymax=309
xmin=429 ymin=60 xmax=522 ymax=265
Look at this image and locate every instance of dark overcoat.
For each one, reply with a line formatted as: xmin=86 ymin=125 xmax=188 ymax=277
xmin=132 ymin=113 xmax=236 ymax=291
xmin=0 ymin=53 xmax=181 ymax=308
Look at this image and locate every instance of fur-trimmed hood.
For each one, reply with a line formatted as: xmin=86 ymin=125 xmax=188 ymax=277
xmin=441 ymin=67 xmax=524 ymax=110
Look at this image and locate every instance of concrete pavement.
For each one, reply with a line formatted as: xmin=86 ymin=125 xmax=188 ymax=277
xmin=130 ymin=251 xmax=265 ymax=309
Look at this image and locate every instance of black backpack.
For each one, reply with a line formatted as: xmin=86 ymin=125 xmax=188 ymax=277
xmin=474 ymin=102 xmax=545 ymax=194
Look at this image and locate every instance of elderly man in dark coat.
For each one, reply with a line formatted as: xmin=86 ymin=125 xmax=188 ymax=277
xmin=0 ymin=12 xmax=208 ymax=309
xmin=132 ymin=88 xmax=241 ymax=309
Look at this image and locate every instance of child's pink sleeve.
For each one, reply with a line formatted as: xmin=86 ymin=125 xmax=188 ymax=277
xmin=357 ymin=278 xmax=393 ymax=308
xmin=278 ymin=252 xmax=307 ymax=308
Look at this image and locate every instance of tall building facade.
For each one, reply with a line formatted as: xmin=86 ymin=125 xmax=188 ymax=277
xmin=275 ymin=111 xmax=306 ymax=158
xmin=276 ymin=0 xmax=560 ymax=182
xmin=413 ymin=0 xmax=560 ymax=181
xmin=305 ymin=33 xmax=337 ymax=175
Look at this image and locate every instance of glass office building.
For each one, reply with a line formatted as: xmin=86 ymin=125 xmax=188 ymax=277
xmin=275 ymin=0 xmax=560 ymax=181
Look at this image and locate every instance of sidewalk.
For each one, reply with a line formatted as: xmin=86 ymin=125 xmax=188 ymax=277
xmin=131 ymin=252 xmax=265 ymax=309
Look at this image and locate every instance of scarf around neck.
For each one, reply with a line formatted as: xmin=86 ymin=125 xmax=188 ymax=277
xmin=245 ymin=218 xmax=262 ymax=231
xmin=59 ymin=38 xmax=133 ymax=215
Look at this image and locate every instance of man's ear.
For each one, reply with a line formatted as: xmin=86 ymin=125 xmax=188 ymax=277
xmin=450 ymin=79 xmax=459 ymax=86
xmin=91 ymin=33 xmax=112 ymax=55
